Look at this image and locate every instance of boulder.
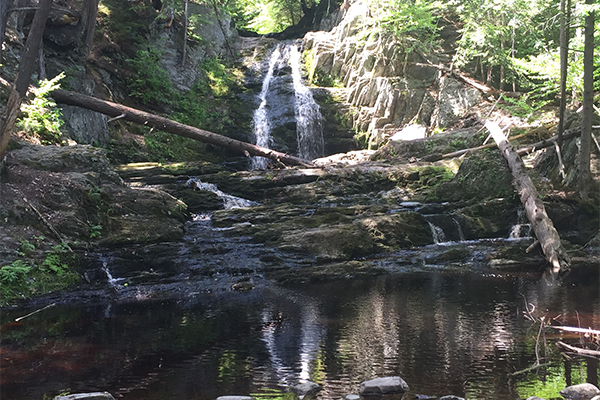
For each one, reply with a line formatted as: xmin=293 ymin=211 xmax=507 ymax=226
xmin=359 ymin=376 xmax=409 ymax=395
xmin=291 ymin=381 xmax=322 ymax=398
xmin=439 ymin=396 xmax=465 ymax=400
xmin=560 ymin=383 xmax=600 ymax=400
xmin=54 ymin=393 xmax=115 ymax=400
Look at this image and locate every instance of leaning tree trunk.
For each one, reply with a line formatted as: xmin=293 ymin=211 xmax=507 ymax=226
xmin=0 ymin=0 xmax=53 ymax=160
xmin=50 ymin=89 xmax=313 ymax=168
xmin=486 ymin=121 xmax=571 ymax=277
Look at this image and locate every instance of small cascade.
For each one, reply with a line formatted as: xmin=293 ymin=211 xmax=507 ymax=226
xmin=100 ymin=256 xmax=123 ymax=288
xmin=452 ymin=217 xmax=466 ymax=241
xmin=289 ymin=44 xmax=324 ymax=160
xmin=427 ymin=221 xmax=447 ymax=244
xmin=186 ymin=177 xmax=256 ymax=209
xmin=252 ymin=44 xmax=283 ymax=170
xmin=508 ymin=223 xmax=533 ymax=239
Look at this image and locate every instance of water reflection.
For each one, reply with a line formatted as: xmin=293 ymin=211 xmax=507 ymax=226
xmin=1 ymin=269 xmax=598 ymax=400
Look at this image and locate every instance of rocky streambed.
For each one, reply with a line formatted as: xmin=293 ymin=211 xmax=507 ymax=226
xmin=1 ymin=125 xmax=598 ymax=307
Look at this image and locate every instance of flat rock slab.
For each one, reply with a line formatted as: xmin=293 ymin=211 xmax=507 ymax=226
xmin=359 ymin=376 xmax=409 ymax=395
xmin=216 ymin=396 xmax=254 ymax=400
xmin=54 ymin=393 xmax=115 ymax=400
xmin=560 ymin=383 xmax=600 ymax=400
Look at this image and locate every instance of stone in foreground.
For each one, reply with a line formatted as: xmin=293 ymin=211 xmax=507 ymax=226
xmin=216 ymin=396 xmax=254 ymax=400
xmin=291 ymin=381 xmax=322 ymax=398
xmin=560 ymin=383 xmax=600 ymax=400
xmin=54 ymin=393 xmax=115 ymax=400
xmin=359 ymin=376 xmax=409 ymax=395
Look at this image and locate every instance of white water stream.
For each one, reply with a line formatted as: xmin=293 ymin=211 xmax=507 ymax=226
xmin=252 ymin=45 xmax=283 ymax=170
xmin=251 ymin=43 xmax=324 ymax=169
xmin=290 ymin=44 xmax=324 ymax=161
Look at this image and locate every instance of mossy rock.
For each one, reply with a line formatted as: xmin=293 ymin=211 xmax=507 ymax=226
xmin=433 ymin=151 xmax=514 ymax=202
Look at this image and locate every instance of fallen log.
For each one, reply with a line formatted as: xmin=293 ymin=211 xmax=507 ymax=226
xmin=549 ymin=326 xmax=600 ymax=336
xmin=556 ymin=341 xmax=600 ymax=357
xmin=486 ymin=120 xmax=571 ymax=277
xmin=50 ymin=89 xmax=313 ymax=168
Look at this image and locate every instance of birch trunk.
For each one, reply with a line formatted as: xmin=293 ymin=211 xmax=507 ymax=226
xmin=486 ymin=120 xmax=571 ymax=277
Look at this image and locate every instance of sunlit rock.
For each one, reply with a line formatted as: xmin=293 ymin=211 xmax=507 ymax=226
xmin=560 ymin=383 xmax=600 ymax=400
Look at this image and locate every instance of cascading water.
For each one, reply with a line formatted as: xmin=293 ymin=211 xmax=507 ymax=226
xmin=252 ymin=45 xmax=283 ymax=170
xmin=186 ymin=177 xmax=256 ymax=209
xmin=251 ymin=42 xmax=324 ymax=169
xmin=289 ymin=44 xmax=324 ymax=161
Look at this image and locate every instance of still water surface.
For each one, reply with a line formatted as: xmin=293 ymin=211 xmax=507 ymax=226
xmin=2 ymin=268 xmax=599 ymax=400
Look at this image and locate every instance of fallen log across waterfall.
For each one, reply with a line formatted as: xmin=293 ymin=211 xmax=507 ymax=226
xmin=50 ymin=89 xmax=313 ymax=168
xmin=486 ymin=120 xmax=571 ymax=278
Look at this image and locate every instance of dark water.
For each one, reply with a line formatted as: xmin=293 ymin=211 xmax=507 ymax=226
xmin=2 ymin=268 xmax=599 ymax=400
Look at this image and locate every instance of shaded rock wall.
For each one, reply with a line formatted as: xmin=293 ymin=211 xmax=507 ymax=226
xmin=303 ymin=1 xmax=482 ymax=149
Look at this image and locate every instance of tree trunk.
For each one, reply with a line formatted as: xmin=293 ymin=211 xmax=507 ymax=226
xmin=558 ymin=0 xmax=572 ymax=148
xmin=0 ymin=0 xmax=10 ymax=62
xmin=50 ymin=89 xmax=313 ymax=168
xmin=182 ymin=0 xmax=188 ymax=63
xmin=578 ymin=0 xmax=594 ymax=199
xmin=80 ymin=0 xmax=99 ymax=57
xmin=486 ymin=120 xmax=571 ymax=277
xmin=0 ymin=0 xmax=53 ymax=160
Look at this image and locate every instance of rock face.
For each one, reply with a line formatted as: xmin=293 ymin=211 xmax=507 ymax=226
xmin=0 ymin=143 xmax=186 ymax=267
xmin=359 ymin=376 xmax=409 ymax=395
xmin=151 ymin=3 xmax=240 ymax=92
xmin=303 ymin=1 xmax=482 ymax=148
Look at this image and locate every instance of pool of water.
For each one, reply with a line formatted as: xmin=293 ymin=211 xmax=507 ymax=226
xmin=2 ymin=268 xmax=599 ymax=400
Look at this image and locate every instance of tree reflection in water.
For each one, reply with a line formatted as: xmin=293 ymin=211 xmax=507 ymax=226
xmin=1 ymin=268 xmax=598 ymax=400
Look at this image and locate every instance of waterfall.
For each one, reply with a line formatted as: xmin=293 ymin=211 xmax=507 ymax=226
xmin=252 ymin=44 xmax=283 ymax=170
xmin=251 ymin=42 xmax=325 ymax=169
xmin=289 ymin=44 xmax=324 ymax=161
xmin=187 ymin=177 xmax=256 ymax=209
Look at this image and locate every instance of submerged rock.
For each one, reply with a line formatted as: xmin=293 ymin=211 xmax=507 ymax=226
xmin=291 ymin=381 xmax=322 ymax=398
xmin=359 ymin=376 xmax=409 ymax=395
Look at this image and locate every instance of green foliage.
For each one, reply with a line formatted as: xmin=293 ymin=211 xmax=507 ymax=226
xmin=16 ymin=72 xmax=65 ymax=144
xmin=246 ymin=0 xmax=304 ymax=34
xmin=41 ymin=244 xmax=72 ymax=277
xmin=372 ymin=0 xmax=439 ymax=45
xmin=500 ymin=93 xmax=551 ymax=122
xmin=19 ymin=239 xmax=36 ymax=255
xmin=127 ymin=48 xmax=175 ymax=105
xmin=0 ymin=260 xmax=32 ymax=296
xmin=0 ymin=239 xmax=79 ymax=305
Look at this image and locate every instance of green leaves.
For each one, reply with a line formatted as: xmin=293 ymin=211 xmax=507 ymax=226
xmin=375 ymin=0 xmax=440 ymax=44
xmin=16 ymin=72 xmax=65 ymax=144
